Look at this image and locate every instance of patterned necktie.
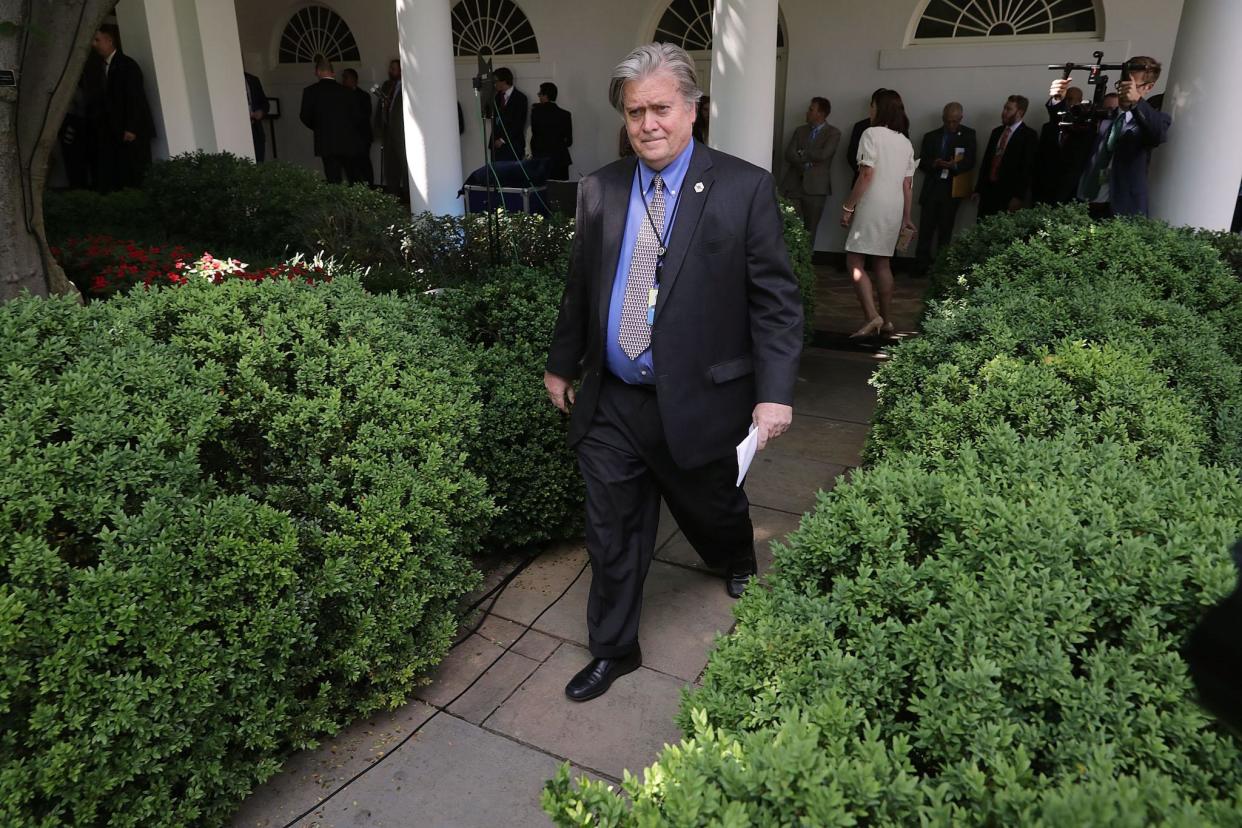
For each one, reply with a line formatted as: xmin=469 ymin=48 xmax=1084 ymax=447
xmin=618 ymin=174 xmax=665 ymax=359
xmin=990 ymin=126 xmax=1011 ymax=182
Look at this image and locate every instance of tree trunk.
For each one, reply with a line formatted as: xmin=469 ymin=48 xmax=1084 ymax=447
xmin=1 ymin=0 xmax=117 ymax=302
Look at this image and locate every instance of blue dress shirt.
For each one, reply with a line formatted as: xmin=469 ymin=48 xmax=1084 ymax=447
xmin=605 ymin=139 xmax=695 ymax=385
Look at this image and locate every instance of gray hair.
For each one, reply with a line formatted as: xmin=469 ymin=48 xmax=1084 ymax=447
xmin=608 ymin=43 xmax=702 ymax=114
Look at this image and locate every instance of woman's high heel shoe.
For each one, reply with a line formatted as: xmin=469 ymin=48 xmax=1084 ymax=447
xmin=850 ymin=316 xmax=885 ymax=339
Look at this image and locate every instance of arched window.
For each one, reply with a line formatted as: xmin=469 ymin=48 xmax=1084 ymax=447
xmin=278 ymin=6 xmax=360 ymax=64
xmin=654 ymin=0 xmax=785 ymax=51
xmin=914 ymin=0 xmax=1099 ymax=40
xmin=451 ymin=0 xmax=540 ymax=57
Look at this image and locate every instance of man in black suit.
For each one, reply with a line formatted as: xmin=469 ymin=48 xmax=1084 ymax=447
xmin=974 ymin=94 xmax=1038 ymax=219
xmin=1033 ymin=85 xmax=1093 ymax=205
xmin=489 ymin=67 xmax=528 ymax=161
xmin=544 ymin=43 xmax=803 ymax=702
xmin=299 ymin=58 xmax=367 ymax=184
xmin=847 ymin=88 xmax=888 ymax=185
xmin=530 ymin=82 xmax=573 ymax=179
xmin=914 ymin=102 xmax=976 ymax=275
xmin=87 ymin=26 xmax=154 ymax=192
xmin=341 ymin=68 xmax=374 ymax=185
xmin=244 ymin=71 xmax=270 ymax=163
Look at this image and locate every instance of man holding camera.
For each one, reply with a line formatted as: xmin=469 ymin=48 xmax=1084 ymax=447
xmin=1049 ymin=56 xmax=1171 ymax=218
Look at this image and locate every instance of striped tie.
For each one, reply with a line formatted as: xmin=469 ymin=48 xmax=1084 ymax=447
xmin=618 ymin=174 xmax=665 ymax=359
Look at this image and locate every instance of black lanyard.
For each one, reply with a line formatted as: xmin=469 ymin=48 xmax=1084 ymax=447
xmin=634 ymin=168 xmax=679 ymax=272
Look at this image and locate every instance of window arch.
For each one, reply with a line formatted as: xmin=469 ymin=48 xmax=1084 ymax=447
xmin=278 ymin=5 xmax=360 ymax=64
xmin=913 ymin=0 xmax=1099 ymax=40
xmin=654 ymin=0 xmax=785 ymax=51
xmin=451 ymin=0 xmax=540 ymax=57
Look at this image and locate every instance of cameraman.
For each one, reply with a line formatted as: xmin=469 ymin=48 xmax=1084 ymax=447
xmin=1048 ymin=56 xmax=1170 ymax=218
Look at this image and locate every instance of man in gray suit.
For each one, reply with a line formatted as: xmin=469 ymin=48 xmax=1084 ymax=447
xmin=781 ymin=97 xmax=841 ymax=243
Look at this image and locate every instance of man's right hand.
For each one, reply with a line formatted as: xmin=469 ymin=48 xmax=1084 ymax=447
xmin=1049 ymin=78 xmax=1070 ymax=103
xmin=544 ymin=371 xmax=575 ymax=414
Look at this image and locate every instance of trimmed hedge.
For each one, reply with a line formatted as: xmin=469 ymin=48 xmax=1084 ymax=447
xmin=543 ymin=212 xmax=1242 ymax=825
xmin=1 ymin=277 xmax=492 ymax=825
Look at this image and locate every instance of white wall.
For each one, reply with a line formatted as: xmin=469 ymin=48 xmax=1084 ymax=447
xmin=232 ymin=0 xmax=1184 ymax=249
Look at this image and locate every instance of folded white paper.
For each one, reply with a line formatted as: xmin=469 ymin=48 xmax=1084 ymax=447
xmin=736 ymin=424 xmax=759 ymax=487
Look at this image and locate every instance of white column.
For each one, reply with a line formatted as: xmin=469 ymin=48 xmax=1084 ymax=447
xmin=708 ymin=0 xmax=779 ymax=170
xmin=115 ymin=0 xmax=251 ymax=160
xmin=396 ymin=0 xmax=464 ymax=215
xmin=1149 ymin=0 xmax=1242 ymax=230
xmin=191 ymin=0 xmax=253 ymax=159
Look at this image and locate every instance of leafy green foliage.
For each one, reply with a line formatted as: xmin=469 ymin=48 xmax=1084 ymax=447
xmin=778 ymin=199 xmax=817 ymax=343
xmin=544 ymin=211 xmax=1242 ymax=825
xmin=0 ymin=278 xmax=492 ymax=824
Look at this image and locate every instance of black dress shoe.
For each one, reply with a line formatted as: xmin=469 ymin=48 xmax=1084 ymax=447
xmin=726 ymin=555 xmax=758 ymax=599
xmin=564 ymin=647 xmax=642 ymax=702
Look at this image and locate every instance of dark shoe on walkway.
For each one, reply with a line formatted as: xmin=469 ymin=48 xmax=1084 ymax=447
xmin=726 ymin=553 xmax=758 ymax=599
xmin=565 ymin=647 xmax=642 ymax=702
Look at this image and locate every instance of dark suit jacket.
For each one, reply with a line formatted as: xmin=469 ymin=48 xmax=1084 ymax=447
xmin=1034 ymin=99 xmax=1095 ymax=204
xmin=545 ymin=142 xmax=804 ymax=470
xmin=975 ymin=122 xmax=1038 ymax=204
xmin=245 ymin=73 xmax=269 ymax=144
xmin=918 ymin=125 xmax=976 ymax=205
xmin=491 ymin=88 xmax=528 ymax=157
xmin=530 ymin=102 xmax=573 ymax=170
xmin=349 ymin=86 xmax=374 ymax=147
xmin=299 ymin=78 xmax=364 ymax=158
xmin=91 ymin=51 xmax=154 ymax=142
xmin=1088 ymin=98 xmax=1171 ymax=216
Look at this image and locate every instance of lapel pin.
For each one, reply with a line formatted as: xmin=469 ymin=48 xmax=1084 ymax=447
xmin=694 ymin=181 xmax=704 ymax=193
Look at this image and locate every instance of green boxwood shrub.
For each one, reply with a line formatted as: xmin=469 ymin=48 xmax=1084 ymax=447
xmin=545 ymin=431 xmax=1242 ymax=826
xmin=1 ymin=277 xmax=493 ymax=825
xmin=43 ymin=188 xmax=159 ymax=242
xmin=425 ymin=265 xmax=583 ymax=549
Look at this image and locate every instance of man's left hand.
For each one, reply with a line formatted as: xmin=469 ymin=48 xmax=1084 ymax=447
xmin=122 ymin=131 xmax=136 ymax=142
xmin=753 ymin=403 xmax=793 ymax=451
xmin=1007 ymin=196 xmax=1023 ymax=212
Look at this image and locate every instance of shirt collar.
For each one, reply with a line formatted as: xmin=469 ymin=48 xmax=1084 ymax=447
xmin=1007 ymin=120 xmax=1023 ymax=134
xmin=638 ymin=139 xmax=695 ymax=199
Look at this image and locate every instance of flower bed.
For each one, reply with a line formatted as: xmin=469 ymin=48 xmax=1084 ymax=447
xmin=542 ymin=215 xmax=1242 ymax=826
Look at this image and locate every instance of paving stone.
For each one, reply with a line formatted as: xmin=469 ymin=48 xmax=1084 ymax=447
xmin=495 ymin=558 xmax=739 ymax=683
xmin=266 ymin=711 xmax=588 ymax=828
xmin=484 ymin=643 xmax=687 ymax=781
xmin=746 ymin=451 xmax=848 ymax=515
xmin=795 ymin=348 xmax=879 ymax=423
xmin=230 ymin=702 xmax=436 ymax=827
xmin=658 ymin=505 xmax=804 ymax=574
xmin=475 ymin=613 xmax=562 ymax=662
xmin=414 ymin=634 xmax=541 ymax=724
xmin=766 ymin=413 xmax=869 ymax=467
xmin=488 ymin=541 xmax=590 ymax=627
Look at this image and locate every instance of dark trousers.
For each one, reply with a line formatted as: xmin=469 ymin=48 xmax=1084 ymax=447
xmin=322 ymin=154 xmax=347 ymax=184
xmin=348 ymin=153 xmax=374 ymax=186
xmin=576 ymin=374 xmax=754 ymax=658
xmin=976 ymin=188 xmax=1008 ymax=220
xmin=795 ymin=195 xmax=827 ymax=244
xmin=251 ymin=122 xmax=266 ymax=163
xmin=95 ymin=136 xmax=149 ymax=192
xmin=915 ymin=197 xmax=961 ymax=272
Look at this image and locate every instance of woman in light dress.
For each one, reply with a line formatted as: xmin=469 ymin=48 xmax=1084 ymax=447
xmin=839 ymin=90 xmax=918 ymax=338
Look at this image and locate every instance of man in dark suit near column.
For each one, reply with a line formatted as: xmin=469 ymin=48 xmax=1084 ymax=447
xmin=544 ymin=43 xmax=803 ymax=702
xmin=88 ymin=25 xmax=154 ymax=192
xmin=244 ymin=71 xmax=270 ymax=163
xmin=530 ymin=82 xmax=573 ymax=179
xmin=299 ymin=57 xmax=366 ymax=184
xmin=489 ymin=67 xmax=528 ymax=162
xmin=974 ymin=95 xmax=1038 ymax=219
xmin=781 ymin=96 xmax=841 ymax=244
xmin=914 ymin=101 xmax=976 ymax=275
xmin=341 ymin=68 xmax=375 ymax=185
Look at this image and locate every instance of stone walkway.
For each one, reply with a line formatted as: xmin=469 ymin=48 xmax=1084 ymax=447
xmin=231 ymin=346 xmax=883 ymax=828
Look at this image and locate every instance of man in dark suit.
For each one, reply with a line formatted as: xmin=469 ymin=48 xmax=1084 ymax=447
xmin=847 ymin=88 xmax=888 ymax=185
xmin=914 ymin=102 xmax=976 ymax=275
xmin=490 ymin=67 xmax=528 ymax=162
xmin=87 ymin=26 xmax=154 ymax=192
xmin=781 ymin=96 xmax=841 ymax=243
xmin=299 ymin=58 xmax=367 ymax=184
xmin=1049 ymin=56 xmax=1171 ymax=218
xmin=244 ymin=71 xmax=270 ymax=163
xmin=530 ymin=82 xmax=573 ymax=179
xmin=1033 ymin=85 xmax=1093 ymax=205
xmin=974 ymin=94 xmax=1038 ymax=219
xmin=544 ymin=44 xmax=803 ymax=702
xmin=341 ymin=68 xmax=375 ymax=185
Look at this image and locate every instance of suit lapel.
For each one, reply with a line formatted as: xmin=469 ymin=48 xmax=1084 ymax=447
xmin=596 ymin=158 xmax=637 ymax=332
xmin=655 ymin=142 xmax=714 ymax=314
